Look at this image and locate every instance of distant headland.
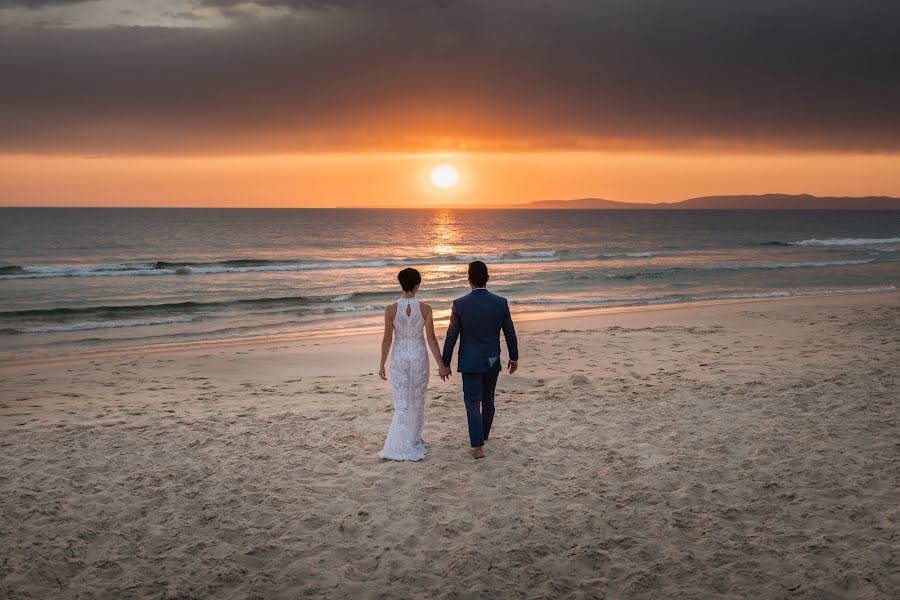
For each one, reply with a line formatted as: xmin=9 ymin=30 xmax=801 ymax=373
xmin=336 ymin=193 xmax=900 ymax=210
xmin=521 ymin=194 xmax=900 ymax=210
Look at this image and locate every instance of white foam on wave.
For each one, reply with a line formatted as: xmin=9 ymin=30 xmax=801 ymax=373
xmin=329 ymin=304 xmax=378 ymax=313
xmin=718 ymin=259 xmax=876 ymax=270
xmin=787 ymin=237 xmax=900 ymax=246
xmin=607 ymin=259 xmax=879 ymax=280
xmin=688 ymin=287 xmax=896 ymax=301
xmin=524 ymin=286 xmax=896 ymax=307
xmin=0 ymin=259 xmax=412 ymax=280
xmin=504 ymin=257 xmax=560 ymax=264
xmin=185 ymin=260 xmax=393 ymax=275
xmin=0 ymin=264 xmax=167 ymax=280
xmin=452 ymin=254 xmax=505 ymax=262
xmin=530 ymin=295 xmax=668 ymax=305
xmin=0 ymin=253 xmax=564 ymax=281
xmin=19 ymin=316 xmax=195 ymax=334
xmin=598 ymin=252 xmax=655 ymax=259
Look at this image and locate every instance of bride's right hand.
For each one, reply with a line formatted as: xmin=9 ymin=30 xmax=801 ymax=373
xmin=378 ymin=366 xmax=387 ymax=380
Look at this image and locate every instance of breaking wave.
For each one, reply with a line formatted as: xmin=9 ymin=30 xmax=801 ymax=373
xmin=526 ymin=286 xmax=897 ymax=306
xmin=597 ymin=252 xmax=655 ymax=259
xmin=0 ymin=252 xmax=561 ymax=280
xmin=606 ymin=259 xmax=878 ymax=280
xmin=773 ymin=237 xmax=900 ymax=247
xmin=17 ymin=316 xmax=196 ymax=334
xmin=0 ymin=291 xmax=396 ymax=322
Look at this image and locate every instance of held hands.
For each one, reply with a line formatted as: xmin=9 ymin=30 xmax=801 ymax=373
xmin=382 ymin=364 xmax=453 ymax=380
xmin=433 ymin=362 xmax=514 ymax=378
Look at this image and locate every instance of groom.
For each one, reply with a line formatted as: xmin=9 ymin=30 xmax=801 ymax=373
xmin=441 ymin=261 xmax=519 ymax=459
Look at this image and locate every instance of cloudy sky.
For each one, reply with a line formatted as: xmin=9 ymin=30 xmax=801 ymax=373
xmin=1 ymin=0 xmax=899 ymax=205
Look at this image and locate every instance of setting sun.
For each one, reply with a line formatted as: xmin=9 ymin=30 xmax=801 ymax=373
xmin=429 ymin=164 xmax=460 ymax=190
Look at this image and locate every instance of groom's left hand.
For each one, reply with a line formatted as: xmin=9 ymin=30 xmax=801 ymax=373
xmin=508 ymin=360 xmax=518 ymax=374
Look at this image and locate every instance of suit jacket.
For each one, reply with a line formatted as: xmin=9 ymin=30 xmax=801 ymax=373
xmin=442 ymin=288 xmax=519 ymax=373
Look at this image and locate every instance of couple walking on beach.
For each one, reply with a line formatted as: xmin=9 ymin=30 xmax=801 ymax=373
xmin=378 ymin=260 xmax=519 ymax=460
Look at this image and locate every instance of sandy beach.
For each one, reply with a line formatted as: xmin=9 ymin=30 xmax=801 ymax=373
xmin=1 ymin=291 xmax=897 ymax=599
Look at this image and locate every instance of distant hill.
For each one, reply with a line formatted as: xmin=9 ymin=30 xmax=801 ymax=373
xmin=524 ymin=197 xmax=639 ymax=209
xmin=525 ymin=194 xmax=900 ymax=210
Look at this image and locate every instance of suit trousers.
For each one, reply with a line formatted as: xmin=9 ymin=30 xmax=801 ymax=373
xmin=461 ymin=362 xmax=501 ymax=447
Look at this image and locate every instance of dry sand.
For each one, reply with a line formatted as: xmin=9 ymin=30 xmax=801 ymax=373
xmin=1 ymin=292 xmax=898 ymax=599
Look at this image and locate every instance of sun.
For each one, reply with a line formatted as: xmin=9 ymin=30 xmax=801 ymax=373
xmin=429 ymin=164 xmax=460 ymax=190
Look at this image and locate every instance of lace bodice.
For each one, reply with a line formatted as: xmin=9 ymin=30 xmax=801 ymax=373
xmin=392 ymin=297 xmax=426 ymax=345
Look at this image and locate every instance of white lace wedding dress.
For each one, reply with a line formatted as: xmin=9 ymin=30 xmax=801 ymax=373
xmin=379 ymin=297 xmax=429 ymax=461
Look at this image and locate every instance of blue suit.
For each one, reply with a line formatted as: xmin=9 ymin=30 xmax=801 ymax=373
xmin=442 ymin=288 xmax=519 ymax=447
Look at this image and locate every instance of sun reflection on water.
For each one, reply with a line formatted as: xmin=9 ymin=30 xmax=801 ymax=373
xmin=428 ymin=210 xmax=460 ymax=257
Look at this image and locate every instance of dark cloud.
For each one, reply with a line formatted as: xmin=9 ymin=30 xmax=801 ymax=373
xmin=199 ymin=0 xmax=354 ymax=8
xmin=0 ymin=0 xmax=355 ymax=10
xmin=0 ymin=0 xmax=86 ymax=7
xmin=1 ymin=0 xmax=899 ymax=154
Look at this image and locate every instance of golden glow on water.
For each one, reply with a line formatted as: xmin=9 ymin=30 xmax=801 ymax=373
xmin=418 ymin=212 xmax=468 ymax=324
xmin=428 ymin=210 xmax=460 ymax=257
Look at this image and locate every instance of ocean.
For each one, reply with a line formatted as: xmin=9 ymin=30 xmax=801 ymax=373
xmin=1 ymin=208 xmax=898 ymax=359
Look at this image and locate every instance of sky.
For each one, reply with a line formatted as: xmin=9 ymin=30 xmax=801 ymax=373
xmin=1 ymin=0 xmax=899 ymax=207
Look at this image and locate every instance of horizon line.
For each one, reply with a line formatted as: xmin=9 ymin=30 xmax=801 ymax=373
xmin=3 ymin=191 xmax=900 ymax=211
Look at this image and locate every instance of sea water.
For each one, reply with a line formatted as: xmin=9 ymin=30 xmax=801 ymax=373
xmin=1 ymin=208 xmax=898 ymax=358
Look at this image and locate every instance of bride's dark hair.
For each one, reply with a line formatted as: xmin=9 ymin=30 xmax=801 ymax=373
xmin=397 ymin=267 xmax=422 ymax=292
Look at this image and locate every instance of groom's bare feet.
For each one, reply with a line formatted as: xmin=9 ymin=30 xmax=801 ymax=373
xmin=473 ymin=446 xmax=486 ymax=459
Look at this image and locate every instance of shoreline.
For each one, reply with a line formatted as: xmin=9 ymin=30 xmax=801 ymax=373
xmin=2 ymin=287 xmax=896 ymax=368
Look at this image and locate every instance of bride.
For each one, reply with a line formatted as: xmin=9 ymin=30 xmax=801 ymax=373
xmin=378 ymin=267 xmax=450 ymax=461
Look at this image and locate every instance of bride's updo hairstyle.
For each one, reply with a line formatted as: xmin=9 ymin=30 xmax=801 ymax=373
xmin=397 ymin=267 xmax=422 ymax=292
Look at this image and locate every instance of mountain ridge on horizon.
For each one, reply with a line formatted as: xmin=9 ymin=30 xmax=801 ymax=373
xmin=333 ymin=193 xmax=900 ymax=209
xmin=523 ymin=193 xmax=900 ymax=210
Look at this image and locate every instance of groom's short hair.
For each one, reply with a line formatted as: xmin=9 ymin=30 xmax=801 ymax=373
xmin=397 ymin=267 xmax=421 ymax=291
xmin=468 ymin=261 xmax=489 ymax=287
